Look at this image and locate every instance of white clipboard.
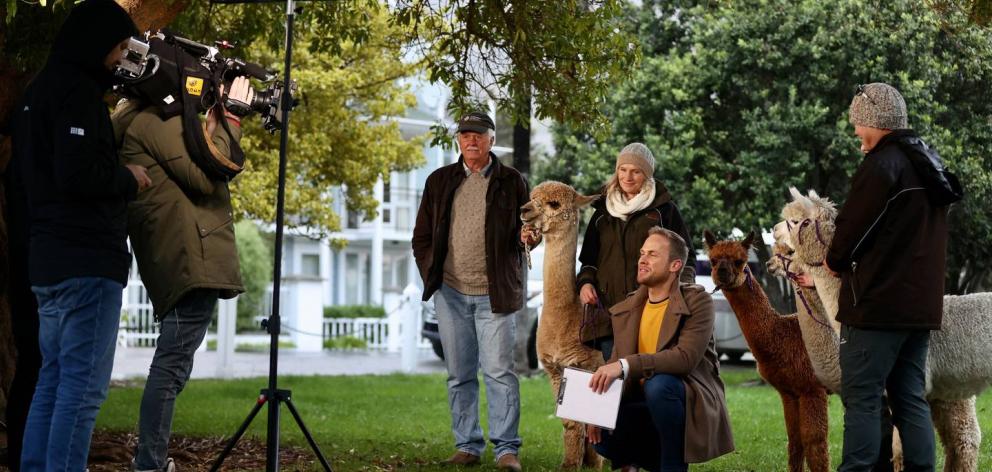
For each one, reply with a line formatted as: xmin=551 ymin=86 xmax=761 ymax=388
xmin=555 ymin=367 xmax=623 ymax=430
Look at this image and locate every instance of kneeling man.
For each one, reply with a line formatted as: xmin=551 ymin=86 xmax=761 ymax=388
xmin=587 ymin=227 xmax=734 ymax=472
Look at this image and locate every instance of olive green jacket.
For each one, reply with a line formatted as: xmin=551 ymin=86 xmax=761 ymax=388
xmin=113 ymin=101 xmax=244 ymax=316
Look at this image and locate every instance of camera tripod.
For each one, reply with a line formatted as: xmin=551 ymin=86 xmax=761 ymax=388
xmin=207 ymin=1 xmax=332 ymax=471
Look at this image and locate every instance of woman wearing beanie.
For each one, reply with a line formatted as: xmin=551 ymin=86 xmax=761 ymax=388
xmin=576 ymin=143 xmax=697 ymax=359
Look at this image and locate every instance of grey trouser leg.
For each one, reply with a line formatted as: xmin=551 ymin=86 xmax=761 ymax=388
xmin=134 ymin=289 xmax=218 ymax=470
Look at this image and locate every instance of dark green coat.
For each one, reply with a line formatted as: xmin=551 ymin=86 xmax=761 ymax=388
xmin=576 ymin=180 xmax=696 ymax=341
xmin=113 ymin=101 xmax=244 ymax=316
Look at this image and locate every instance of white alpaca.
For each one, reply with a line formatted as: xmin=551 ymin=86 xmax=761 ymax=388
xmin=773 ymin=188 xmax=992 ymax=472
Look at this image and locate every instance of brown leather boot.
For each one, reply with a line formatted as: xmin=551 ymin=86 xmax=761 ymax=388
xmin=496 ymin=453 xmax=522 ymax=472
xmin=443 ymin=451 xmax=481 ymax=466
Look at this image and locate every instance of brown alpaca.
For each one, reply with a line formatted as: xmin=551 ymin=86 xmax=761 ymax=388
xmin=520 ymin=181 xmax=604 ymax=470
xmin=704 ymin=230 xmax=829 ymax=472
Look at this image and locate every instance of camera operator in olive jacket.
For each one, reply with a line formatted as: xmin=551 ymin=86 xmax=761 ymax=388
xmin=111 ymin=77 xmax=251 ymax=472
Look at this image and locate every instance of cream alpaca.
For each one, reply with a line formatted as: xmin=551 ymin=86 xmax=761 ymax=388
xmin=520 ymin=181 xmax=604 ymax=470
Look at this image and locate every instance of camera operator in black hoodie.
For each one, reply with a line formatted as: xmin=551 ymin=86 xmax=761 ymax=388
xmin=7 ymin=1 xmax=150 ymax=469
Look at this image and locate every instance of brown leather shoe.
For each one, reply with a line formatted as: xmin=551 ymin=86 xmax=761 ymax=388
xmin=444 ymin=451 xmax=481 ymax=466
xmin=496 ymin=453 xmax=522 ymax=472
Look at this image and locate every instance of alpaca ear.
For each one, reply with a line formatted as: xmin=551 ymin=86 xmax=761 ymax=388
xmin=808 ymin=190 xmax=820 ymax=200
xmin=788 ymin=188 xmax=815 ymax=214
xmin=741 ymin=231 xmax=756 ymax=249
xmin=789 ymin=187 xmax=804 ymax=202
xmin=574 ymin=193 xmax=600 ymax=209
xmin=703 ymin=229 xmax=718 ymax=249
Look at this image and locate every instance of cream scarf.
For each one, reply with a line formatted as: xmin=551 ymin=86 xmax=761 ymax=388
xmin=606 ymin=178 xmax=656 ymax=221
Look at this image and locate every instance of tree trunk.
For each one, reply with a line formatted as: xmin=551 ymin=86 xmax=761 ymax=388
xmin=0 ymin=0 xmax=187 ymax=420
xmin=512 ymin=89 xmax=532 ymax=180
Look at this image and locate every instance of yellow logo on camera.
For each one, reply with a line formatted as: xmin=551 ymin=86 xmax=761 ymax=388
xmin=185 ymin=77 xmax=204 ymax=96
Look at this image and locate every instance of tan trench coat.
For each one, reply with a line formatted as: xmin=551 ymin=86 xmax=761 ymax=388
xmin=608 ymin=280 xmax=735 ymax=463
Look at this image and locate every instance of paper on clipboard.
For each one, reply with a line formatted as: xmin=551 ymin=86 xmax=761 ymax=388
xmin=555 ymin=367 xmax=623 ymax=430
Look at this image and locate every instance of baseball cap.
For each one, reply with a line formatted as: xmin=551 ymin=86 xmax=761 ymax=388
xmin=456 ymin=112 xmax=495 ymax=134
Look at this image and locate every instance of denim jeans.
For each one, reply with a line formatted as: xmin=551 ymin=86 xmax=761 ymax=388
xmin=133 ymin=289 xmax=217 ymax=471
xmin=839 ymin=325 xmax=934 ymax=472
xmin=22 ymin=277 xmax=123 ymax=472
xmin=594 ymin=373 xmax=688 ymax=472
xmin=592 ymin=336 xmax=614 ymax=363
xmin=433 ymin=283 xmax=521 ymax=459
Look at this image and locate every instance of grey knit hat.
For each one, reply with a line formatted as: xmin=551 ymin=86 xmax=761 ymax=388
xmin=615 ymin=142 xmax=655 ymax=177
xmin=849 ymin=83 xmax=908 ymax=130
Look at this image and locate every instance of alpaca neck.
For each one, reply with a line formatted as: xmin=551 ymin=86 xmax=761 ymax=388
xmin=542 ymin=230 xmax=580 ymax=314
xmin=793 ymin=284 xmax=842 ymax=393
xmin=807 ymin=266 xmax=842 ymax=335
xmin=720 ymin=279 xmax=778 ymax=351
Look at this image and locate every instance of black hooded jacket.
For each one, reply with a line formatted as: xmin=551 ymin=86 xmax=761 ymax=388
xmin=826 ymin=130 xmax=949 ymax=330
xmin=8 ymin=0 xmax=139 ymax=286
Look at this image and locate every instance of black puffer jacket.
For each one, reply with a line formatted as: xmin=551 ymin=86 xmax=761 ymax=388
xmin=576 ymin=180 xmax=696 ymax=341
xmin=8 ymin=0 xmax=138 ymax=286
xmin=827 ymin=130 xmax=949 ymax=330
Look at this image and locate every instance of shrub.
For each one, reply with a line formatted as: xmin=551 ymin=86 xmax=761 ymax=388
xmin=323 ymin=304 xmax=386 ymax=318
xmin=323 ymin=336 xmax=368 ymax=350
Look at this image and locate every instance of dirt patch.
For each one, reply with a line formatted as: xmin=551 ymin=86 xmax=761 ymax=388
xmin=2 ymin=430 xmax=319 ymax=471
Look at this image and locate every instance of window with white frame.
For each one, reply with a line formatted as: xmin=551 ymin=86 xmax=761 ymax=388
xmin=301 ymin=254 xmax=320 ymax=277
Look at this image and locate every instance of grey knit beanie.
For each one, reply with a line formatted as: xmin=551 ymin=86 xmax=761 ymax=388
xmin=615 ymin=142 xmax=655 ymax=177
xmin=849 ymin=83 xmax=908 ymax=130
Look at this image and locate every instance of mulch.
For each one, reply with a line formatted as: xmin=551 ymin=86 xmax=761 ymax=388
xmin=2 ymin=430 xmax=320 ymax=472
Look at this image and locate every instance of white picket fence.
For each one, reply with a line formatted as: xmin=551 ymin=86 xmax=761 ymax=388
xmin=322 ymin=318 xmax=390 ymax=348
xmin=119 ymin=278 xmax=159 ymax=347
xmin=322 ymin=314 xmax=432 ymax=349
xmin=121 ymin=270 xmax=431 ymax=351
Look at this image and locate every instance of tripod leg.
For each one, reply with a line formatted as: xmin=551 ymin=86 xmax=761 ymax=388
xmin=210 ymin=395 xmax=268 ymax=472
xmin=285 ymin=397 xmax=333 ymax=472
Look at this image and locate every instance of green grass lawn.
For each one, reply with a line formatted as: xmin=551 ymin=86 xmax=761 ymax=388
xmin=96 ymin=367 xmax=992 ymax=471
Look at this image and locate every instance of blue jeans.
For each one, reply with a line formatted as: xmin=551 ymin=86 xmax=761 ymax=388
xmin=22 ymin=277 xmax=123 ymax=472
xmin=594 ymin=374 xmax=688 ymax=472
xmin=134 ymin=289 xmax=217 ymax=470
xmin=839 ymin=325 xmax=934 ymax=472
xmin=433 ymin=283 xmax=521 ymax=459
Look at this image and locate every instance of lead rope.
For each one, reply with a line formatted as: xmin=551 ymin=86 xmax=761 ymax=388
xmin=523 ymin=223 xmax=542 ymax=269
xmin=779 ymin=253 xmax=834 ymax=330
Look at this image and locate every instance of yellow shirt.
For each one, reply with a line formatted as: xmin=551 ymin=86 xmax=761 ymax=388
xmin=638 ymin=298 xmax=670 ymax=354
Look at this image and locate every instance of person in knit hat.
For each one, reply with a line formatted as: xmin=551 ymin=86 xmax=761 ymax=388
xmin=824 ymin=82 xmax=948 ymax=470
xmin=848 ymin=82 xmax=909 ymax=153
xmin=576 ymin=142 xmax=696 ymax=363
xmin=6 ymin=1 xmax=150 ymax=470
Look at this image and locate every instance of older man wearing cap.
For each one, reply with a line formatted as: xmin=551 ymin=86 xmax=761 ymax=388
xmin=413 ymin=111 xmax=533 ymax=470
xmin=825 ymin=82 xmax=951 ymax=471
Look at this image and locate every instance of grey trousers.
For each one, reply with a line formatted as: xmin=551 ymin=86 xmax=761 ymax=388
xmin=133 ymin=289 xmax=218 ymax=471
xmin=839 ymin=325 xmax=934 ymax=472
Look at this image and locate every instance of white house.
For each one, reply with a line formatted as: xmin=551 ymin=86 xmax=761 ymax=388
xmin=282 ymin=80 xmax=513 ymax=311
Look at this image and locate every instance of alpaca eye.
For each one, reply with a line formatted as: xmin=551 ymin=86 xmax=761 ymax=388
xmin=548 ymin=201 xmax=561 ymax=210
